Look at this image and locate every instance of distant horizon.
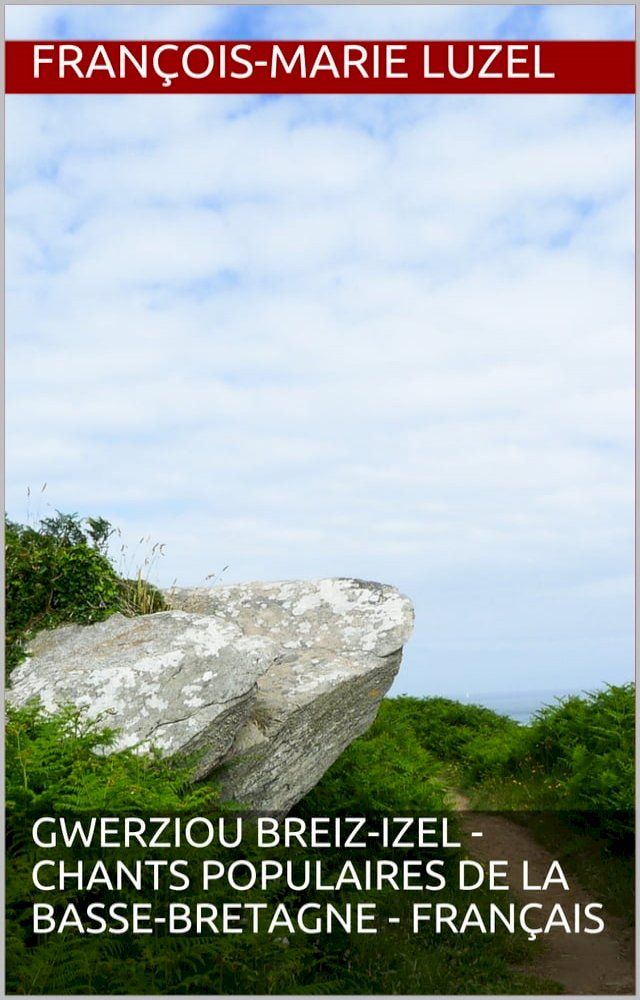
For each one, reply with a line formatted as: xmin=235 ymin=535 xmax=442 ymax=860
xmin=387 ymin=683 xmax=634 ymax=726
xmin=391 ymin=684 xmax=609 ymax=698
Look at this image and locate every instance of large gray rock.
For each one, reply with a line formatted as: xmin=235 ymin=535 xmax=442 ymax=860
xmin=8 ymin=579 xmax=414 ymax=813
xmin=7 ymin=611 xmax=275 ymax=778
xmin=166 ymin=578 xmax=414 ymax=813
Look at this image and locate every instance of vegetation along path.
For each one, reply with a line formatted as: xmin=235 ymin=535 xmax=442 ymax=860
xmin=452 ymin=792 xmax=635 ymax=995
xmin=5 ymin=514 xmax=634 ymax=996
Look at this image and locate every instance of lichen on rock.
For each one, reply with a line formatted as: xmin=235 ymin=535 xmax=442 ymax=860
xmin=166 ymin=578 xmax=414 ymax=812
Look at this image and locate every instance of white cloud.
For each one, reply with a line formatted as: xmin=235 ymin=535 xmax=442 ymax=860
xmin=5 ymin=4 xmax=635 ymax=40
xmin=537 ymin=4 xmax=635 ymax=40
xmin=4 ymin=5 xmax=229 ymax=39
xmin=264 ymin=4 xmax=634 ymax=40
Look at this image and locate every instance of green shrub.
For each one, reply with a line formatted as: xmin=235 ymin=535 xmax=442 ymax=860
xmin=463 ymin=727 xmax=529 ymax=782
xmin=402 ymin=688 xmax=635 ymax=845
xmin=5 ymin=511 xmax=167 ymax=676
xmin=5 ymin=702 xmax=219 ymax=817
xmin=379 ymin=695 xmax=521 ymax=771
xmin=299 ymin=698 xmax=448 ymax=816
xmin=525 ymin=685 xmax=635 ymax=836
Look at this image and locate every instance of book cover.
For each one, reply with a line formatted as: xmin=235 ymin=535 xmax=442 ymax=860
xmin=4 ymin=4 xmax=635 ymax=996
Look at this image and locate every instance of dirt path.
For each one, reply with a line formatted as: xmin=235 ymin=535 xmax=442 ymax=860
xmin=451 ymin=793 xmax=635 ymax=995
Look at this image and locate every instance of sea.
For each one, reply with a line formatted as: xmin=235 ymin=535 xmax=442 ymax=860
xmin=454 ymin=689 xmax=580 ymax=725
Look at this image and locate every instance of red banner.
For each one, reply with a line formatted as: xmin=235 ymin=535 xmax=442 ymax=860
xmin=5 ymin=39 xmax=636 ymax=94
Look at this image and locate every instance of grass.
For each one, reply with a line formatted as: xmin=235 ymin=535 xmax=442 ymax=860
xmin=5 ymin=699 xmax=561 ymax=996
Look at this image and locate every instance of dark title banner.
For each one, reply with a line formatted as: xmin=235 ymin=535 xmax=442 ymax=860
xmin=5 ymin=39 xmax=636 ymax=94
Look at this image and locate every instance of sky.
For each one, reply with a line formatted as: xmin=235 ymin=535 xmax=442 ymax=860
xmin=5 ymin=6 xmax=635 ymax=697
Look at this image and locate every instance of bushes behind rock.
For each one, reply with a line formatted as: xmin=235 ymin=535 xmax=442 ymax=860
xmin=5 ymin=511 xmax=166 ymax=676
